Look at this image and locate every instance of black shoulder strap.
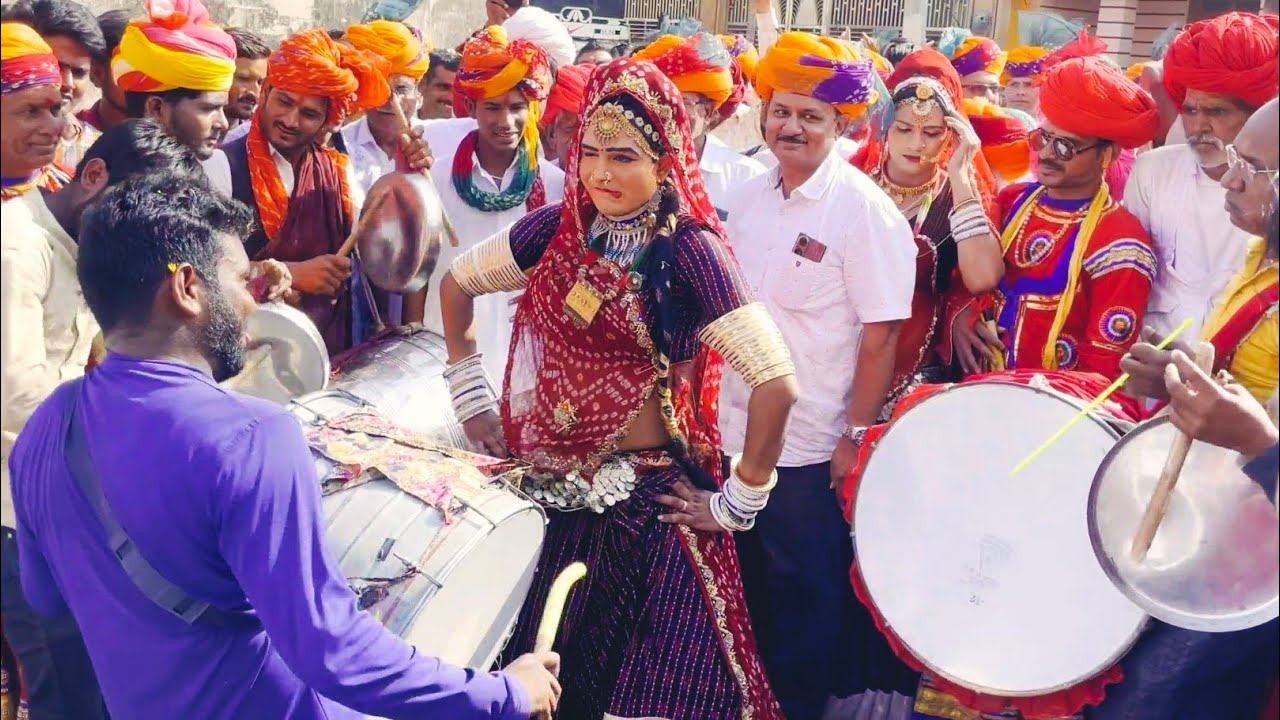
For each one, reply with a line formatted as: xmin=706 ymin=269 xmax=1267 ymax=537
xmin=62 ymin=379 xmax=260 ymax=629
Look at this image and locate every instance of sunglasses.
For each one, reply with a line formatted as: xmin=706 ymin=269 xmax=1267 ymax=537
xmin=1029 ymin=128 xmax=1102 ymax=162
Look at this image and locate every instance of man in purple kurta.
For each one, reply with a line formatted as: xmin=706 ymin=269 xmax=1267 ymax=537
xmin=7 ymin=172 xmax=561 ymax=719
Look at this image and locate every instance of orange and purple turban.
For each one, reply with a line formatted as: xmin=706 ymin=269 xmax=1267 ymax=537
xmin=937 ymin=29 xmax=1006 ymax=79
xmin=345 ymin=20 xmax=431 ymax=81
xmin=720 ymin=33 xmax=759 ymax=85
xmin=1 ymin=22 xmax=60 ymax=95
xmin=965 ymin=96 xmax=1031 ymax=183
xmin=112 ymin=0 xmax=236 ymax=94
xmin=756 ymin=32 xmax=881 ymax=121
xmin=634 ymin=33 xmax=735 ymax=109
xmin=267 ymin=29 xmax=391 ymax=126
xmin=1002 ymin=46 xmax=1049 ymax=84
xmin=1039 ymin=57 xmax=1160 ymax=149
xmin=541 ymin=62 xmax=591 ymax=129
xmin=1162 ymin=12 xmax=1279 ymax=109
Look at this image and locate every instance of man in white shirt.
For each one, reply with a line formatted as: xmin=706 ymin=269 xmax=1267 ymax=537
xmin=420 ymin=27 xmax=566 ymax=384
xmin=719 ymin=33 xmax=915 ymax=720
xmin=1126 ymin=12 xmax=1278 ymax=341
xmin=634 ymin=31 xmax=768 ymax=217
xmin=1 ymin=119 xmax=204 ymax=720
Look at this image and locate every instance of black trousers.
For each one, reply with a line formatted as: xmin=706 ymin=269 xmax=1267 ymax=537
xmin=1 ymin=527 xmax=106 ymax=720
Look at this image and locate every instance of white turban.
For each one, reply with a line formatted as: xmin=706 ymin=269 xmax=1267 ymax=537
xmin=503 ymin=6 xmax=575 ymax=69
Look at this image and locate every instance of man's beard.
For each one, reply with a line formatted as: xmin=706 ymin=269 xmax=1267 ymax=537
xmin=202 ymin=285 xmax=247 ymax=383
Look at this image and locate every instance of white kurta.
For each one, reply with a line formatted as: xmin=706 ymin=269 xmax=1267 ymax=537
xmin=1124 ymin=144 xmax=1252 ymax=341
xmin=421 ymin=119 xmax=566 ymax=385
xmin=698 ymin=135 xmax=767 ymax=222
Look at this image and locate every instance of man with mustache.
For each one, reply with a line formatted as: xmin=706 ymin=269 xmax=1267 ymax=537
xmin=7 ymin=172 xmax=562 ymax=720
xmin=954 ymin=57 xmax=1159 ymax=380
xmin=634 ymin=31 xmax=766 ymax=218
xmin=1124 ymin=12 xmax=1278 ymax=344
xmin=223 ymin=27 xmax=270 ymax=136
xmin=417 ymin=48 xmax=459 ymax=120
xmin=3 ymin=118 xmax=205 ymax=720
xmin=419 ymin=24 xmax=565 ymax=382
xmin=203 ymin=28 xmax=430 ymax=356
xmin=0 ymin=22 xmax=71 ymax=201
xmin=719 ymin=32 xmax=916 ymax=719
xmin=111 ymin=0 xmax=235 ymax=162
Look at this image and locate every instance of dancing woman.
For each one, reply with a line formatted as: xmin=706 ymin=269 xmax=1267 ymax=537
xmin=854 ymin=49 xmax=1005 ymax=408
xmin=438 ymin=59 xmax=797 ymax=720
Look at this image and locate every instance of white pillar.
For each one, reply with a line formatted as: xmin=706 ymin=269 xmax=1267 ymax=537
xmin=1097 ymin=0 xmax=1140 ymax=66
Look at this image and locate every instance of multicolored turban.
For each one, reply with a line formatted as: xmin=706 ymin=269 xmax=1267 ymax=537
xmin=1002 ymin=45 xmax=1049 ymax=84
xmin=865 ymin=46 xmax=894 ymax=82
xmin=1 ymin=22 xmax=60 ymax=95
xmin=541 ymin=63 xmax=591 ymax=129
xmin=756 ymin=32 xmax=881 ymax=121
xmin=112 ymin=0 xmax=236 ymax=94
xmin=633 ymin=33 xmax=735 ymax=108
xmin=720 ymin=33 xmax=759 ymax=85
xmin=965 ymin=96 xmax=1031 ymax=183
xmin=1162 ymin=12 xmax=1279 ymax=109
xmin=345 ymin=20 xmax=430 ymax=81
xmin=266 ymin=29 xmax=391 ymax=127
xmin=457 ymin=25 xmax=552 ymax=172
xmin=1039 ymin=57 xmax=1159 ymax=149
xmin=936 ymin=28 xmax=1006 ymax=79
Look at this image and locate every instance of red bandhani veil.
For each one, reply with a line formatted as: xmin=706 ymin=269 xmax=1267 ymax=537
xmin=501 ymin=58 xmax=731 ymax=481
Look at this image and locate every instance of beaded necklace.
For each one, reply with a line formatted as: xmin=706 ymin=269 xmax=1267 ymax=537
xmin=563 ymin=197 xmax=660 ymax=327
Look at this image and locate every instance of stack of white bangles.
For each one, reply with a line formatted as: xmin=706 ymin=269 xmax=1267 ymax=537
xmin=949 ymin=197 xmax=993 ymax=243
xmin=710 ymin=454 xmax=778 ymax=532
xmin=443 ymin=353 xmax=498 ymax=422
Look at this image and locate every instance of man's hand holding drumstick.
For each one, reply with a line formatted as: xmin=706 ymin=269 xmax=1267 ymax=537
xmin=1162 ymin=350 xmax=1278 ymax=462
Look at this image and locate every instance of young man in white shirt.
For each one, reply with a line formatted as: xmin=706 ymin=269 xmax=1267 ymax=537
xmin=718 ymin=32 xmax=916 ymax=720
xmin=1125 ymin=12 xmax=1278 ymax=342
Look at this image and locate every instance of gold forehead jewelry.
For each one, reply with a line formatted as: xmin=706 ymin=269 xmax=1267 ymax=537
xmin=914 ymin=84 xmax=935 ymax=101
xmin=587 ymin=102 xmax=660 ymax=161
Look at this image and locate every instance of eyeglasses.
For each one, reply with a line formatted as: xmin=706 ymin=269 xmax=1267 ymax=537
xmin=1029 ymin=128 xmax=1101 ymax=162
xmin=1225 ymin=144 xmax=1280 ymax=182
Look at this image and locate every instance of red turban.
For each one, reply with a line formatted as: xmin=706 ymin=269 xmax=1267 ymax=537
xmin=541 ymin=63 xmax=591 ymax=129
xmin=886 ymin=48 xmax=963 ymax=110
xmin=1163 ymin=12 xmax=1279 ymax=109
xmin=965 ymin=97 xmax=1031 ymax=183
xmin=1039 ymin=57 xmax=1159 ymax=149
xmin=267 ymin=29 xmax=391 ymax=127
xmin=1041 ymin=29 xmax=1108 ymax=71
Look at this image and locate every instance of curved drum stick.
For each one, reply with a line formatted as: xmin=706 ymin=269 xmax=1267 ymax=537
xmin=535 ymin=562 xmax=588 ymax=654
xmin=1130 ymin=341 xmax=1216 ymax=561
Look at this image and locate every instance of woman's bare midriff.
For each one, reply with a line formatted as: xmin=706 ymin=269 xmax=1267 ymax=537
xmin=614 ymin=363 xmax=693 ymax=452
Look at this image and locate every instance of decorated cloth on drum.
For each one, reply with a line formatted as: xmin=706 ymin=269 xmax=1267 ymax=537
xmin=838 ymin=370 xmax=1143 ymax=719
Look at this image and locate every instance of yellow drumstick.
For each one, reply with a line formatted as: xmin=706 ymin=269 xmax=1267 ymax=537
xmin=1010 ymin=318 xmax=1194 ymax=477
xmin=534 ymin=562 xmax=587 ymax=654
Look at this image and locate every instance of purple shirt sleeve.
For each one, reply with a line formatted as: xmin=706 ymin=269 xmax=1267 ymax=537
xmin=509 ymin=204 xmax=563 ymax=271
xmin=16 ymin=505 xmax=69 ymax=618
xmin=214 ymin=412 xmax=531 ymax=719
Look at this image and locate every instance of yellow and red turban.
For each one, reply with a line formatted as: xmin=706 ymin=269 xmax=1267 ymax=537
xmin=1002 ymin=46 xmax=1048 ymax=84
xmin=266 ymin=29 xmax=391 ymax=127
xmin=720 ymin=33 xmax=759 ymax=85
xmin=634 ymin=33 xmax=735 ymax=109
xmin=112 ymin=0 xmax=235 ymax=94
xmin=344 ymin=20 xmax=430 ymax=82
xmin=1 ymin=22 xmax=60 ymax=95
xmin=756 ymin=32 xmax=881 ymax=121
xmin=541 ymin=63 xmax=591 ymax=130
xmin=965 ymin=97 xmax=1031 ymax=183
xmin=456 ymin=25 xmax=552 ymax=104
xmin=1162 ymin=12 xmax=1279 ymax=109
xmin=1039 ymin=57 xmax=1159 ymax=150
xmin=937 ymin=29 xmax=1006 ymax=79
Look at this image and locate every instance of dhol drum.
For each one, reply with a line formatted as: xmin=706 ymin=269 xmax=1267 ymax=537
xmin=1089 ymin=416 xmax=1279 ymax=633
xmin=853 ymin=377 xmax=1148 ymax=697
xmin=289 ymin=388 xmax=545 ymax=670
xmin=328 ymin=327 xmax=469 ymax=449
xmin=222 ymin=302 xmax=329 ymax=404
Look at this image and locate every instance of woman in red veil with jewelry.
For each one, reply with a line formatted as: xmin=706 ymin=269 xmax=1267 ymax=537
xmin=438 ymin=58 xmax=797 ymax=720
xmin=853 ymin=49 xmax=1006 ymax=414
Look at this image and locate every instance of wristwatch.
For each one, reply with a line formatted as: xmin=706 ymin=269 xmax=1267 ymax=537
xmin=842 ymin=424 xmax=870 ymax=447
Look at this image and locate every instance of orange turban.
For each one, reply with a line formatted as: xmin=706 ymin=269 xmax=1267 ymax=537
xmin=456 ymin=25 xmax=552 ymax=103
xmin=1002 ymin=46 xmax=1048 ymax=84
xmin=1039 ymin=57 xmax=1159 ymax=149
xmin=541 ymin=63 xmax=591 ymax=129
xmin=965 ymin=97 xmax=1031 ymax=183
xmin=112 ymin=0 xmax=236 ymax=93
xmin=1163 ymin=12 xmax=1279 ymax=109
xmin=344 ymin=20 xmax=430 ymax=82
xmin=756 ymin=32 xmax=880 ymax=121
xmin=634 ymin=33 xmax=735 ymax=108
xmin=267 ymin=29 xmax=390 ymax=126
xmin=1041 ymin=29 xmax=1108 ymax=70
xmin=721 ymin=33 xmax=759 ymax=85
xmin=1 ymin=22 xmax=60 ymax=95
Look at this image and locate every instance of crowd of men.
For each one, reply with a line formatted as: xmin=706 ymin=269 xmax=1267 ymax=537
xmin=1 ymin=0 xmax=1277 ymax=718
